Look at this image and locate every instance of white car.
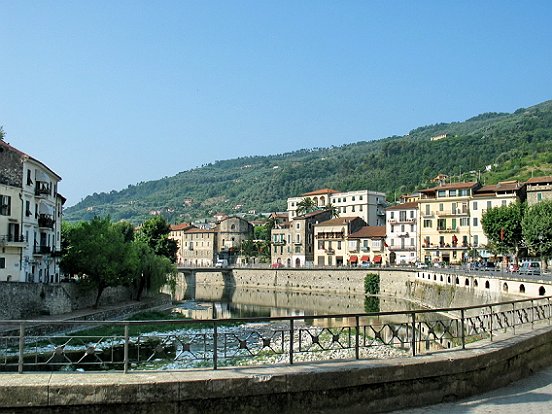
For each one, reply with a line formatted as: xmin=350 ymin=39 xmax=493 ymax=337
xmin=518 ymin=261 xmax=541 ymax=276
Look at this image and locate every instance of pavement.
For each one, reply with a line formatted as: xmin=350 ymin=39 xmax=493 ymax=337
xmin=391 ymin=365 xmax=552 ymax=413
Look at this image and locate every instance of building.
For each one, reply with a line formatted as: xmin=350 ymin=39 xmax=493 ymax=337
xmin=418 ymin=181 xmax=526 ymax=265
xmin=314 ymin=216 xmax=366 ymax=267
xmin=348 ymin=226 xmax=387 ymax=266
xmin=216 ymin=216 xmax=254 ymax=263
xmin=287 ymin=189 xmax=386 ymax=226
xmin=525 ymin=176 xmax=552 ymax=205
xmin=470 ymin=181 xmax=525 ymax=260
xmin=0 ymin=140 xmax=64 ymax=283
xmin=271 ymin=209 xmax=333 ymax=268
xmin=418 ymin=182 xmax=480 ymax=265
xmin=386 ymin=201 xmax=418 ymax=265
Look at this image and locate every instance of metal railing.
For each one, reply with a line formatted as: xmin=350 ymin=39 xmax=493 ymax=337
xmin=1 ymin=296 xmax=551 ymax=374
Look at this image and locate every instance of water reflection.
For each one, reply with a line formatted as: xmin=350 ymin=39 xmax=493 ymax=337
xmin=170 ymin=283 xmax=422 ymax=320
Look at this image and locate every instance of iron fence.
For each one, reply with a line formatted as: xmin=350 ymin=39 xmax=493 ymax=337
xmin=1 ymin=296 xmax=551 ymax=373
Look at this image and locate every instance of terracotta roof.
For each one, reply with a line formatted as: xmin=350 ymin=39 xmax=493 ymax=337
xmin=301 ymin=188 xmax=339 ymax=196
xmin=419 ymin=182 xmax=479 ymax=194
xmin=293 ymin=209 xmax=331 ymax=220
xmin=170 ymin=223 xmax=194 ymax=231
xmin=526 ymin=176 xmax=552 ymax=185
xmin=185 ymin=227 xmax=215 ymax=234
xmin=314 ymin=216 xmax=364 ymax=227
xmin=475 ymin=181 xmax=522 ymax=195
xmin=386 ymin=201 xmax=418 ymax=210
xmin=349 ymin=226 xmax=386 ymax=239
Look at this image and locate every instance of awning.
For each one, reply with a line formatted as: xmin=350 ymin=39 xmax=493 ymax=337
xmin=360 ymin=256 xmax=370 ymax=262
xmin=39 ymin=203 xmax=54 ymax=216
xmin=349 ymin=255 xmax=358 ymax=263
xmin=373 ymin=255 xmax=382 ymax=263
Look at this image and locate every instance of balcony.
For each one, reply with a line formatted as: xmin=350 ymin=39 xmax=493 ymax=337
xmin=316 ymin=232 xmax=344 ymax=240
xmin=388 ymin=246 xmax=416 ymax=251
xmin=38 ymin=214 xmax=56 ymax=229
xmin=34 ymin=245 xmax=52 ymax=255
xmin=436 ymin=209 xmax=469 ymax=217
xmin=422 ymin=243 xmax=469 ymax=250
xmin=35 ymin=181 xmax=52 ymax=197
xmin=388 ymin=218 xmax=416 ymax=225
xmin=437 ymin=227 xmax=459 ymax=233
xmin=0 ymin=234 xmax=26 ymax=246
xmin=325 ymin=248 xmax=335 ymax=255
xmin=421 ymin=212 xmax=434 ymax=218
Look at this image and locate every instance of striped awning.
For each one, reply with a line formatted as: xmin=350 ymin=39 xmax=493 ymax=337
xmin=349 ymin=255 xmax=358 ymax=262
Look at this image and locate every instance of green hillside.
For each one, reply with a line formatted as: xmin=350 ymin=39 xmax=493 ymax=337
xmin=65 ymin=100 xmax=552 ymax=224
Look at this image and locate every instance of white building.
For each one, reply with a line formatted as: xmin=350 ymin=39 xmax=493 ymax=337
xmin=287 ymin=188 xmax=386 ymax=226
xmin=386 ymin=201 xmax=418 ymax=265
xmin=0 ymin=140 xmax=64 ymax=282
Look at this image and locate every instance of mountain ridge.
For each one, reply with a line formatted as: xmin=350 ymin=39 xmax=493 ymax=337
xmin=65 ymin=99 xmax=552 ymax=224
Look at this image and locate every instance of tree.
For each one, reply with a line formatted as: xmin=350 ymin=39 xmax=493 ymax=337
xmin=325 ymin=203 xmax=339 ymax=218
xmin=482 ymin=201 xmax=525 ymax=263
xmin=136 ymin=216 xmax=178 ymax=262
xmin=60 ymin=217 xmax=139 ymax=308
xmin=522 ymin=200 xmax=552 ymax=269
xmin=296 ymin=197 xmax=318 ymax=216
xmin=134 ymin=241 xmax=177 ymax=301
xmin=0 ymin=126 xmax=4 ymax=140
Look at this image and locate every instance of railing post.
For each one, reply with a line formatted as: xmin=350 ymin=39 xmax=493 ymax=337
xmin=289 ymin=319 xmax=294 ymax=365
xmin=355 ymin=316 xmax=360 ymax=360
xmin=512 ymin=302 xmax=516 ymax=335
xmin=531 ymin=299 xmax=534 ymax=330
xmin=461 ymin=309 xmax=466 ymax=350
xmin=18 ymin=323 xmax=25 ymax=374
xmin=411 ymin=312 xmax=416 ymax=357
xmin=489 ymin=305 xmax=493 ymax=342
xmin=123 ymin=324 xmax=129 ymax=374
xmin=213 ymin=321 xmax=218 ymax=370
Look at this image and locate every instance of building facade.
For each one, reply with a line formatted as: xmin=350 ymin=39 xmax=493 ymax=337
xmin=287 ymin=189 xmax=386 ymax=226
xmin=386 ymin=201 xmax=418 ymax=265
xmin=0 ymin=140 xmax=63 ymax=283
xmin=525 ymin=176 xmax=552 ymax=205
xmin=314 ymin=216 xmax=366 ymax=267
xmin=348 ymin=226 xmax=387 ymax=266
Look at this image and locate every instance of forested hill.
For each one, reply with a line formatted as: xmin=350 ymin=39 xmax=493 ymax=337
xmin=65 ymin=100 xmax=552 ymax=224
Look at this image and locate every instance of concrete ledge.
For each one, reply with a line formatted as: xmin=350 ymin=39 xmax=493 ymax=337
xmin=2 ymin=324 xmax=552 ymax=414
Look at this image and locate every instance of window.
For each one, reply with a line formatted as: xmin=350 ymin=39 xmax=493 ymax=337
xmin=410 ymin=224 xmax=414 ymax=232
xmin=502 ymin=200 xmax=507 ymax=206
xmin=0 ymin=257 xmax=5 ymax=269
xmin=437 ymin=190 xmax=446 ymax=197
xmin=473 ymin=235 xmax=479 ymax=246
xmin=400 ymin=224 xmax=405 ymax=232
xmin=390 ymin=239 xmax=394 ymax=246
xmin=390 ymin=212 xmax=395 ymax=219
xmin=351 ymin=206 xmax=355 ymax=212
xmin=410 ymin=238 xmax=414 ymax=246
xmin=343 ymin=207 xmax=347 ymax=213
xmin=25 ymin=200 xmax=32 ymax=217
xmin=0 ymin=195 xmax=11 ymax=216
xmin=352 ymin=196 xmax=355 ymax=201
xmin=425 ymin=205 xmax=430 ymax=215
xmin=296 ymin=223 xmax=300 ymax=230
xmin=537 ymin=192 xmax=543 ymax=202
xmin=423 ymin=220 xmax=432 ymax=228
xmin=318 ymin=240 xmax=324 ymax=250
xmin=439 ymin=203 xmax=444 ymax=211
xmin=359 ymin=195 xmax=363 ymax=200
xmin=473 ymin=217 xmax=479 ymax=226
xmin=410 ymin=210 xmax=414 ymax=218
xmin=399 ymin=211 xmax=406 ymax=221
xmin=487 ymin=201 xmax=492 ymax=210
xmin=449 ymin=190 xmax=457 ymax=197
xmin=390 ymin=225 xmax=394 ymax=233
xmin=359 ymin=205 xmax=363 ymax=211
xmin=337 ymin=241 xmax=341 ymax=250
xmin=460 ymin=218 xmax=469 ymax=226
xmin=473 ymin=201 xmax=478 ymax=210
xmin=27 ymin=169 xmax=33 ymax=186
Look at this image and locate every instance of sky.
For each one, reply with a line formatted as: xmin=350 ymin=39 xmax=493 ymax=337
xmin=1 ymin=1 xmax=552 ymax=207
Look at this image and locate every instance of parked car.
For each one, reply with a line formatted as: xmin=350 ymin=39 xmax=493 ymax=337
xmin=480 ymin=261 xmax=496 ymax=271
xmin=518 ymin=261 xmax=541 ymax=276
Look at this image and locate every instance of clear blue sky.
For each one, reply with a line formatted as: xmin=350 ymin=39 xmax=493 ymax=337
xmin=1 ymin=1 xmax=551 ymax=207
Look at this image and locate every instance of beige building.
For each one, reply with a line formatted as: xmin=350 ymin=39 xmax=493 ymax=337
xmin=314 ymin=216 xmax=366 ymax=267
xmin=418 ymin=182 xmax=479 ymax=265
xmin=170 ymin=216 xmax=253 ymax=267
xmin=525 ymin=176 xmax=552 ymax=205
xmin=1 ymin=140 xmax=64 ymax=283
xmin=272 ymin=209 xmax=334 ymax=268
xmin=418 ymin=181 xmax=525 ymax=265
xmin=348 ymin=225 xmax=387 ymax=266
xmin=287 ymin=188 xmax=386 ymax=226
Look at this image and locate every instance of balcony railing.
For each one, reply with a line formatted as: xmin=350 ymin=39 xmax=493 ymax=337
xmin=437 ymin=227 xmax=459 ymax=233
xmin=316 ymin=232 xmax=345 ymax=240
xmin=35 ymin=182 xmax=52 ymax=197
xmin=388 ymin=218 xmax=416 ymax=224
xmin=0 ymin=234 xmax=25 ymax=244
xmin=436 ymin=210 xmax=469 ymax=217
xmin=388 ymin=246 xmax=416 ymax=251
xmin=38 ymin=215 xmax=55 ymax=229
xmin=33 ymin=245 xmax=51 ymax=255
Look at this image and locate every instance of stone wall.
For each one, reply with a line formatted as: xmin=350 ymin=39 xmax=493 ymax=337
xmin=0 ymin=282 xmax=135 ymax=319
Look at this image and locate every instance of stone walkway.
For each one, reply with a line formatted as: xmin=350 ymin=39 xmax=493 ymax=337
xmin=391 ymin=365 xmax=552 ymax=413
